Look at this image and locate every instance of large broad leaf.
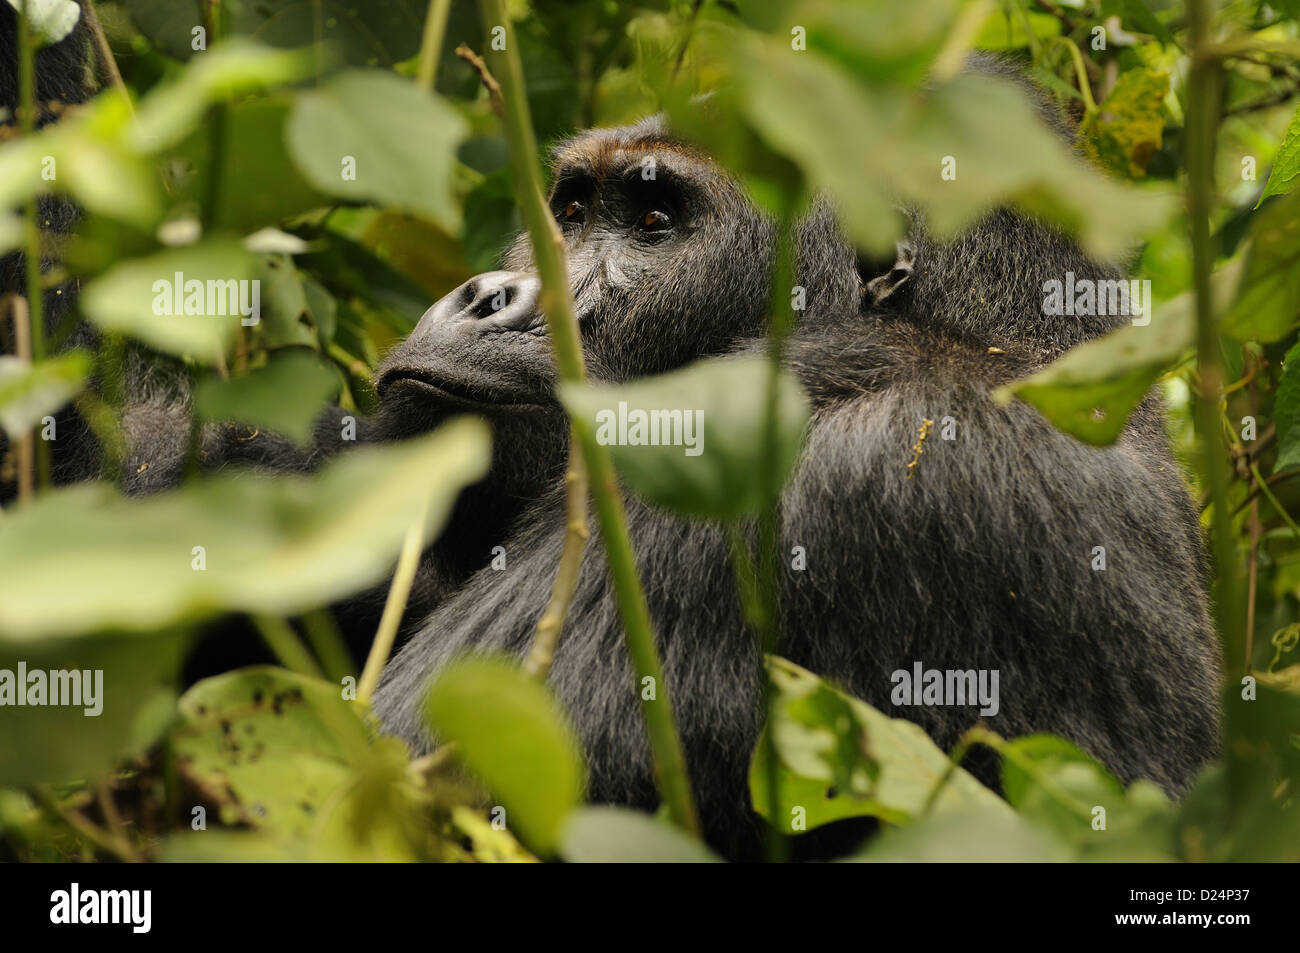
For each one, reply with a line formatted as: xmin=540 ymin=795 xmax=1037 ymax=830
xmin=195 ymin=349 xmax=341 ymax=445
xmin=561 ymin=807 xmax=721 ymax=863
xmin=287 ymin=70 xmax=468 ymax=231
xmin=170 ymin=668 xmax=433 ymax=859
xmin=424 ymin=656 xmax=585 ymax=856
xmin=172 ymin=668 xmax=369 ymax=834
xmin=560 ymin=356 xmax=810 ymax=520
xmin=0 ymin=351 xmax=90 ymax=439
xmin=0 ymin=632 xmax=184 ymax=786
xmin=80 ymin=240 xmax=258 ymax=363
xmin=0 ymin=417 xmax=490 ymax=639
xmin=122 ymin=0 xmax=427 ymax=68
xmin=751 ymin=657 xmax=1012 ymax=834
xmin=995 ymin=260 xmax=1241 ymax=445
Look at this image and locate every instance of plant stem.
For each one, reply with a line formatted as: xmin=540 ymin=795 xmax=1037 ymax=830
xmin=358 ymin=504 xmax=428 ymax=704
xmin=18 ymin=0 xmax=50 ymax=490
xmin=1185 ymin=1 xmax=1240 ymax=682
xmin=252 ymin=614 xmax=324 ymax=678
xmin=477 ymin=0 xmax=699 ymax=837
xmin=84 ymin=0 xmax=133 ymax=114
xmin=417 ymin=0 xmax=452 ymax=93
xmin=524 ymin=432 xmax=589 ymax=679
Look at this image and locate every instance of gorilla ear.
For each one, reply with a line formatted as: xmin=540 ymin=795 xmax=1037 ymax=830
xmin=859 ymin=240 xmax=915 ymax=312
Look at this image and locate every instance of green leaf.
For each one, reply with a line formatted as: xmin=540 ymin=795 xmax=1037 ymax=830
xmin=997 ymin=261 xmax=1241 ymax=445
xmin=715 ymin=32 xmax=1172 ymax=259
xmin=1080 ymin=68 xmax=1168 ymax=179
xmin=842 ymin=805 xmax=1069 ymax=862
xmin=0 ymin=632 xmax=185 ymax=785
xmin=974 ymin=10 xmax=1061 ymax=50
xmin=1223 ymin=190 xmax=1300 ymax=343
xmin=0 ymin=351 xmax=90 ymax=439
xmin=1274 ymin=339 xmax=1300 ymax=472
xmin=561 ymin=807 xmax=721 ymax=863
xmin=3 ymin=0 xmax=79 ymax=45
xmin=80 ymin=239 xmax=257 ymax=362
xmin=0 ymin=417 xmax=490 ymax=639
xmin=287 ymin=70 xmax=468 ymax=231
xmin=195 ymin=350 xmax=341 ymax=445
xmin=752 ymin=657 xmax=1012 ymax=834
xmin=129 ymin=40 xmax=314 ymax=154
xmin=1260 ymin=104 xmax=1300 ymax=203
xmin=171 ymin=668 xmax=372 ymax=836
xmin=1000 ymin=734 xmax=1177 ymax=860
xmin=559 ymin=356 xmax=811 ymax=520
xmin=424 ymin=656 xmax=585 ymax=856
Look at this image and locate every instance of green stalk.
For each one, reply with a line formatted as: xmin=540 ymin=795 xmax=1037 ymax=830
xmin=416 ymin=0 xmax=452 ymax=93
xmin=1184 ymin=3 xmax=1238 ymax=676
xmin=18 ymin=0 xmax=49 ymax=489
xmin=252 ymin=615 xmax=324 ymax=679
xmin=1185 ymin=1 xmax=1241 ymax=802
xmin=477 ymin=0 xmax=700 ymax=837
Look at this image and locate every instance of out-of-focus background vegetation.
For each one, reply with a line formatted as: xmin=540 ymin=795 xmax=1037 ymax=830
xmin=1 ymin=0 xmax=1299 ymax=861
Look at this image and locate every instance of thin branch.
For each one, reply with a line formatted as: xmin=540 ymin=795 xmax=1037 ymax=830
xmin=524 ymin=434 xmax=590 ymax=679
xmin=455 ymin=43 xmax=503 ymax=118
xmin=82 ymin=0 xmax=133 ymax=115
xmin=358 ymin=504 xmax=429 ymax=704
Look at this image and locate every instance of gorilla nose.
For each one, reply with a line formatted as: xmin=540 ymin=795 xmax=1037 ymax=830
xmin=433 ymin=271 xmax=544 ymax=333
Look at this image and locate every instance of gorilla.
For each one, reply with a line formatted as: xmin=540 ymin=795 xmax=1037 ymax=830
xmin=1 ymin=17 xmax=1219 ymax=859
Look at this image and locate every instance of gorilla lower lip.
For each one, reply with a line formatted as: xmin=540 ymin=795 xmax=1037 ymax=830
xmin=382 ymin=372 xmax=548 ymax=411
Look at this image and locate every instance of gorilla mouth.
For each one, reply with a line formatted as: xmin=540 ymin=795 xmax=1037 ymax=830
xmin=377 ymin=369 xmax=553 ymax=412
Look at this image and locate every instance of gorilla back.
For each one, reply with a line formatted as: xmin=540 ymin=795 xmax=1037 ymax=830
xmin=371 ymin=115 xmax=1221 ymax=856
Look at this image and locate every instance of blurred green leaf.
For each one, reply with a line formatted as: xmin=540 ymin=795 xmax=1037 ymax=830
xmin=195 ymin=349 xmax=341 ymax=445
xmin=425 ymin=656 xmax=585 ymax=856
xmin=560 ymin=356 xmax=810 ymax=520
xmin=3 ymin=0 xmax=80 ymax=44
xmin=0 ymin=632 xmax=185 ymax=785
xmin=1224 ymin=190 xmax=1300 ymax=343
xmin=843 ymin=805 xmax=1068 ymax=862
xmin=129 ymin=40 xmax=315 ymax=154
xmin=562 ymin=806 xmax=721 ymax=863
xmin=0 ymin=351 xmax=90 ymax=439
xmin=80 ymin=239 xmax=257 ymax=362
xmin=0 ymin=417 xmax=490 ymax=639
xmin=287 ymin=70 xmax=468 ymax=231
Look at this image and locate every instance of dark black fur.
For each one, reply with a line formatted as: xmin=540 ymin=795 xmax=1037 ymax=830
xmin=1 ymin=26 xmax=1220 ymax=860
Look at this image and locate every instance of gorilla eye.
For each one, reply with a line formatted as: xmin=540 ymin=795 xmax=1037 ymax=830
xmin=561 ymin=200 xmax=585 ymax=223
xmin=640 ymin=209 xmax=672 ymax=232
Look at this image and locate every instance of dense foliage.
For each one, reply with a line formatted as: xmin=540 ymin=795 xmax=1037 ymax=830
xmin=1 ymin=0 xmax=1299 ymax=862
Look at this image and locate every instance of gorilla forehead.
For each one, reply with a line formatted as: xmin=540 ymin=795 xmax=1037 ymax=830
xmin=547 ymin=115 xmax=739 ymax=197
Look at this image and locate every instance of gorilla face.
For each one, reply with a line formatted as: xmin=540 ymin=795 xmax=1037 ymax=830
xmin=373 ymin=117 xmax=866 ymax=513
xmin=376 ymin=118 xmax=795 ymax=419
